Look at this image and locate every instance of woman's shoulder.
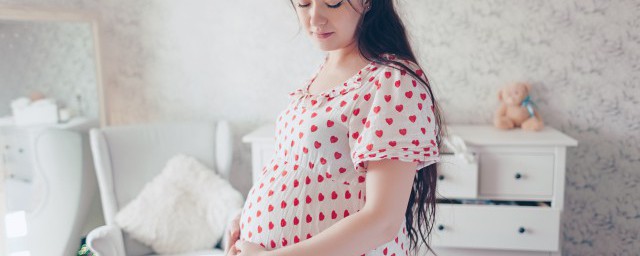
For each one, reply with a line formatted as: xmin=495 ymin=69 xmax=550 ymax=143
xmin=373 ymin=53 xmax=423 ymax=73
xmin=367 ymin=53 xmax=425 ymax=80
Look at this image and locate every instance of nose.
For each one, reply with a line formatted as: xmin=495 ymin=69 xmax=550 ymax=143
xmin=308 ymin=4 xmax=328 ymax=31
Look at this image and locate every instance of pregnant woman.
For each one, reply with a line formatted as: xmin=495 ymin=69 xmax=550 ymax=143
xmin=226 ymin=0 xmax=447 ymax=255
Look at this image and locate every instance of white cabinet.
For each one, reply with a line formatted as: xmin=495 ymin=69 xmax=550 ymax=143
xmin=242 ymin=124 xmax=577 ymax=256
xmin=0 ymin=117 xmax=99 ymax=256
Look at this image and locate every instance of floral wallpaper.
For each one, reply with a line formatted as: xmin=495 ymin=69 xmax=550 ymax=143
xmin=0 ymin=0 xmax=637 ymax=254
xmin=0 ymin=20 xmax=100 ymax=120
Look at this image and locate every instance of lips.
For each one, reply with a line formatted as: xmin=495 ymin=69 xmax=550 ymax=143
xmin=314 ymin=32 xmax=334 ymax=39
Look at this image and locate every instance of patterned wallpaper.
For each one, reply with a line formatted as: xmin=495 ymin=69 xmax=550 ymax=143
xmin=0 ymin=0 xmax=637 ymax=255
xmin=0 ymin=20 xmax=100 ymax=120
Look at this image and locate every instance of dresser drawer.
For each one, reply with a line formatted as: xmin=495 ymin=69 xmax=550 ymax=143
xmin=479 ymin=153 xmax=555 ymax=199
xmin=432 ymin=204 xmax=560 ymax=251
xmin=436 ymin=153 xmax=479 ymax=199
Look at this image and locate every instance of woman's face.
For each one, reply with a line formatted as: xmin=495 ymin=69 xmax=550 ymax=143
xmin=294 ymin=0 xmax=367 ymax=51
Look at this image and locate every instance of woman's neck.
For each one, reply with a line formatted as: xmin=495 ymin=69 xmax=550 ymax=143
xmin=326 ymin=41 xmax=367 ymax=68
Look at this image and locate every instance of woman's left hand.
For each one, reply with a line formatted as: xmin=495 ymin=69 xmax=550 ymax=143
xmin=234 ymin=239 xmax=269 ymax=256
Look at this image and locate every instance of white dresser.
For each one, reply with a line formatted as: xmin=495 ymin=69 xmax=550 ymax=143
xmin=242 ymin=124 xmax=577 ymax=256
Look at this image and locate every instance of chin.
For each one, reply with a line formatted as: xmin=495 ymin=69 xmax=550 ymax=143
xmin=313 ymin=41 xmax=347 ymax=52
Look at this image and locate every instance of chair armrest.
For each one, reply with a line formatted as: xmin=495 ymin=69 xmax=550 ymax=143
xmin=87 ymin=225 xmax=126 ymax=256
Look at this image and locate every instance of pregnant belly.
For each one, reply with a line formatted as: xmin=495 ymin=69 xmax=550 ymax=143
xmin=239 ymin=167 xmax=366 ymax=250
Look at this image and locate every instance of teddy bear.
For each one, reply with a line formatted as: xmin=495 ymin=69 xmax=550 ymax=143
xmin=493 ymin=82 xmax=544 ymax=131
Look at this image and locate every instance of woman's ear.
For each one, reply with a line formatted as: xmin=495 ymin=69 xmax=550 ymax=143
xmin=364 ymin=0 xmax=371 ymax=9
xmin=497 ymin=88 xmax=504 ymax=102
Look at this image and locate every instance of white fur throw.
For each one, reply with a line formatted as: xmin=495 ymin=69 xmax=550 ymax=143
xmin=115 ymin=154 xmax=244 ymax=254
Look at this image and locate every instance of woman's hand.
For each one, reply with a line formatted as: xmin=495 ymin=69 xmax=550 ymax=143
xmin=234 ymin=240 xmax=269 ymax=256
xmin=224 ymin=211 xmax=242 ymax=255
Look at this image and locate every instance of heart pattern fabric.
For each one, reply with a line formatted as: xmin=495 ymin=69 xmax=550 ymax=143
xmin=240 ymin=53 xmax=440 ymax=256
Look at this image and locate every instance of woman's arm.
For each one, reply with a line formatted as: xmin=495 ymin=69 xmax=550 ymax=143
xmin=263 ymin=159 xmax=418 ymax=256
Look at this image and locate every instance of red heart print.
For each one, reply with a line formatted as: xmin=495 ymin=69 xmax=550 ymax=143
xmin=327 ymin=120 xmax=334 ymax=127
xmin=386 ymin=118 xmax=394 ymax=125
xmin=366 ymin=144 xmax=374 ymax=151
xmin=405 ymin=91 xmax=413 ymax=98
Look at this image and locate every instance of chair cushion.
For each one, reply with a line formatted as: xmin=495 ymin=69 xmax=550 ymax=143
xmin=114 ymin=154 xmax=244 ymax=254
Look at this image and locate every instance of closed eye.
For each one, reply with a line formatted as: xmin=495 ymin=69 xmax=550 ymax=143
xmin=296 ymin=0 xmax=344 ymax=9
xmin=327 ymin=0 xmax=343 ymax=8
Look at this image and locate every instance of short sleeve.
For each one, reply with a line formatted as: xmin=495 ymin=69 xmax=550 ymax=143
xmin=348 ymin=61 xmax=440 ymax=173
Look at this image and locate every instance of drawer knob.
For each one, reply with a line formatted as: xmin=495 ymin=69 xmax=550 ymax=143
xmin=437 ymin=224 xmax=445 ymax=231
xmin=518 ymin=227 xmax=526 ymax=234
xmin=438 ymin=175 xmax=445 ymax=181
xmin=515 ymin=173 xmax=522 ymax=179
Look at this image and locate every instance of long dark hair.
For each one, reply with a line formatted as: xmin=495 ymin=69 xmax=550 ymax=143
xmin=289 ymin=1 xmax=448 ymax=255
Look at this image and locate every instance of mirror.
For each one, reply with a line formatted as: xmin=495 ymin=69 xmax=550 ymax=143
xmin=0 ymin=8 xmax=107 ymax=256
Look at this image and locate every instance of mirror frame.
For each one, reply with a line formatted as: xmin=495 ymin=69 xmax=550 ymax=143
xmin=0 ymin=6 xmax=109 ymax=128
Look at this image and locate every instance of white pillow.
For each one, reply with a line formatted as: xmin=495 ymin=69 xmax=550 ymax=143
xmin=115 ymin=154 xmax=244 ymax=254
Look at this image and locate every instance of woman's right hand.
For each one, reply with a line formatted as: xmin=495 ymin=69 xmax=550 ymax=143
xmin=224 ymin=211 xmax=242 ymax=256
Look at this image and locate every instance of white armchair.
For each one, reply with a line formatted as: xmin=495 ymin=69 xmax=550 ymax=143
xmin=86 ymin=121 xmax=237 ymax=256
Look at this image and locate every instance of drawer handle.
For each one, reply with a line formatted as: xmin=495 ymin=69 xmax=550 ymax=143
xmin=438 ymin=175 xmax=445 ymax=181
xmin=518 ymin=227 xmax=526 ymax=234
xmin=515 ymin=173 xmax=522 ymax=180
xmin=437 ymin=224 xmax=445 ymax=231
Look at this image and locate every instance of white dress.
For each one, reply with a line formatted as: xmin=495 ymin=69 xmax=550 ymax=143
xmin=239 ymin=53 xmax=441 ymax=256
